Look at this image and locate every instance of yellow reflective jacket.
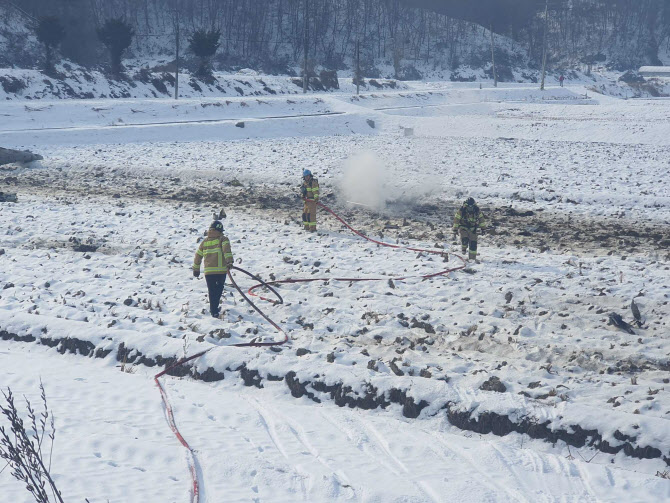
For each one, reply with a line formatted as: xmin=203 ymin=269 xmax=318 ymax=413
xmin=193 ymin=229 xmax=234 ymax=275
xmin=302 ymin=177 xmax=319 ymax=202
xmin=453 ymin=204 xmax=487 ymax=231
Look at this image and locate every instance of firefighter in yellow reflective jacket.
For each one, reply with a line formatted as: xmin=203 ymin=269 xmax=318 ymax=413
xmin=453 ymin=197 xmax=487 ymax=261
xmin=301 ymin=169 xmax=319 ymax=232
xmin=192 ymin=221 xmax=234 ymax=318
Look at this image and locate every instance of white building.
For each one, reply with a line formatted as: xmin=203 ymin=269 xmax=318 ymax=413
xmin=638 ymin=66 xmax=670 ymax=78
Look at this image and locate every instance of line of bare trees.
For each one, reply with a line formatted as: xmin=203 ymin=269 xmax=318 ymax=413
xmin=11 ymin=0 xmax=670 ymax=74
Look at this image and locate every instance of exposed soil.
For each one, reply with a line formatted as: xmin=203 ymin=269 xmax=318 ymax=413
xmin=4 ymin=167 xmax=669 ymax=258
xmin=1 ymin=327 xmax=667 ymax=466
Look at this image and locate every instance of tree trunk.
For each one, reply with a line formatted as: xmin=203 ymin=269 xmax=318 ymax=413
xmin=45 ymin=44 xmax=53 ymax=72
xmin=303 ymin=0 xmax=309 ymax=93
xmin=490 ymin=24 xmax=497 ymax=87
xmin=111 ymin=51 xmax=122 ymax=77
xmin=174 ymin=5 xmax=180 ymax=100
xmin=540 ymin=0 xmax=549 ymax=91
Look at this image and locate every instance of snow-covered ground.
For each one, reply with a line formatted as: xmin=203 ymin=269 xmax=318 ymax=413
xmin=2 ymin=345 xmax=666 ymax=503
xmin=1 ymin=83 xmax=669 ymax=502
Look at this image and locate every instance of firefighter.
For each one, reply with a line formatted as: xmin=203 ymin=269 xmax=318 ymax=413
xmin=301 ymin=169 xmax=320 ymax=232
xmin=192 ymin=220 xmax=234 ymax=318
xmin=453 ymin=197 xmax=487 ymax=262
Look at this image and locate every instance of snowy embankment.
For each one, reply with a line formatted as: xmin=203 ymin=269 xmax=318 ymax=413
xmin=5 ymin=344 xmax=665 ymax=503
xmin=1 ymin=84 xmax=669 ymax=501
xmin=0 ymin=64 xmax=403 ymax=101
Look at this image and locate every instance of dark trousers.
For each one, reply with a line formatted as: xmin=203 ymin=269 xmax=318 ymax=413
xmin=205 ymin=274 xmax=226 ymax=317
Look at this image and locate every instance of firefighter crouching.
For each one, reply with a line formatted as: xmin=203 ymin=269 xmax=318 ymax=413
xmin=453 ymin=197 xmax=487 ymax=262
xmin=193 ymin=220 xmax=234 ymax=318
xmin=301 ymin=169 xmax=320 ymax=232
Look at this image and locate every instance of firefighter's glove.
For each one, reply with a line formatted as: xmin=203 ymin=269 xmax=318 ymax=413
xmin=193 ymin=269 xmax=200 ymax=278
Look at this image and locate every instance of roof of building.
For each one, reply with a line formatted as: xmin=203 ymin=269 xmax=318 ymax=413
xmin=639 ymin=66 xmax=670 ymax=73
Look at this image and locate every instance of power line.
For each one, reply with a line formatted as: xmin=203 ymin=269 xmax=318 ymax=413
xmin=3 ymin=0 xmax=38 ymax=23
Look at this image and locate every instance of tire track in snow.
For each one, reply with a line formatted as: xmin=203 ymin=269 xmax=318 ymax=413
xmin=259 ymin=400 xmax=359 ymax=501
xmin=321 ymin=410 xmax=442 ymax=502
xmin=319 ymin=410 xmax=404 ymax=477
xmin=249 ymin=397 xmax=311 ymax=500
xmin=428 ymin=431 xmax=530 ymax=503
xmin=360 ymin=419 xmax=442 ymax=503
xmin=487 ymin=441 xmax=596 ymax=503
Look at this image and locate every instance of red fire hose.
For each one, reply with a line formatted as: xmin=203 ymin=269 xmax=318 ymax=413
xmin=153 ymin=268 xmax=287 ymax=503
xmin=155 ymin=201 xmax=467 ymax=502
xmin=247 ymin=202 xmax=467 ymax=303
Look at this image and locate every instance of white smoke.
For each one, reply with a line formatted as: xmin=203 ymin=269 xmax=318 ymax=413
xmin=340 ymin=151 xmax=388 ymax=210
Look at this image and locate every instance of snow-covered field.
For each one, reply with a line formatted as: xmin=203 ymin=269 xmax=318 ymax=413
xmin=1 ymin=84 xmax=669 ymax=502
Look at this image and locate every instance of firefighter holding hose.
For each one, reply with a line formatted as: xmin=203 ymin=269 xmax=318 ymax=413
xmin=301 ymin=169 xmax=320 ymax=232
xmin=453 ymin=197 xmax=487 ymax=262
xmin=192 ymin=220 xmax=234 ymax=318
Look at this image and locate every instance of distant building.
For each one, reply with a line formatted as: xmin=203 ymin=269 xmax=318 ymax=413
xmin=638 ymin=66 xmax=670 ymax=78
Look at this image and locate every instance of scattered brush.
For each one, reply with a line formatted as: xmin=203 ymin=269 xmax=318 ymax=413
xmin=182 ymin=335 xmax=191 ymax=358
xmin=118 ymin=352 xmax=135 ymax=374
xmin=608 ymin=312 xmax=635 ymax=335
xmin=630 ymin=299 xmax=643 ymax=327
xmin=0 ymin=382 xmax=64 ymax=503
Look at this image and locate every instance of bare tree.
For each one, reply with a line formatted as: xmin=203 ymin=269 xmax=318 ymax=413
xmin=189 ymin=28 xmax=221 ymax=78
xmin=0 ymin=383 xmax=64 ymax=503
xmin=35 ymin=16 xmax=66 ymax=72
xmin=97 ymin=18 xmax=135 ymax=76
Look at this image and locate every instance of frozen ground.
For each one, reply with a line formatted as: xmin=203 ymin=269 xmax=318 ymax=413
xmin=0 ymin=83 xmax=669 ymax=502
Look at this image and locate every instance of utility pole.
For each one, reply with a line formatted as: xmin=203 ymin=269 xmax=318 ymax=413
xmin=303 ymin=0 xmax=309 ymax=94
xmin=174 ymin=3 xmax=180 ymax=100
xmin=540 ymin=0 xmax=549 ymax=91
xmin=356 ymin=39 xmax=360 ymax=95
xmin=490 ymin=23 xmax=497 ymax=88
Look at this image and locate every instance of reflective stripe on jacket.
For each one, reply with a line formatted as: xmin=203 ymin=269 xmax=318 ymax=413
xmin=193 ymin=229 xmax=234 ymax=275
xmin=302 ymin=177 xmax=319 ymax=202
xmin=453 ymin=205 xmax=487 ymax=231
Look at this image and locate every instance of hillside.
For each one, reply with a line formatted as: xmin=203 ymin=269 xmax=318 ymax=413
xmin=2 ymin=1 xmax=668 ymax=88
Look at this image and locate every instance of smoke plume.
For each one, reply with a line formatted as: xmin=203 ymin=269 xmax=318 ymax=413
xmin=340 ymin=152 xmax=388 ymax=210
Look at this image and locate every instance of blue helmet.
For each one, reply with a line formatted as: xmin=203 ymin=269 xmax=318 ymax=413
xmin=303 ymin=169 xmax=312 ymax=177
